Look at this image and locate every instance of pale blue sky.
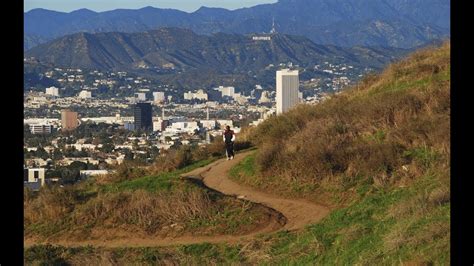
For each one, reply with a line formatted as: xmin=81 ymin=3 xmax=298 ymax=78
xmin=24 ymin=0 xmax=278 ymax=13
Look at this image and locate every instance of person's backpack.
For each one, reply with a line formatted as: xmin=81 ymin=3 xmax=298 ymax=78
xmin=224 ymin=130 xmax=234 ymax=143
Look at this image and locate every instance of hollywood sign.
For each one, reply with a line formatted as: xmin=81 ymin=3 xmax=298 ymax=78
xmin=252 ymin=36 xmax=272 ymax=41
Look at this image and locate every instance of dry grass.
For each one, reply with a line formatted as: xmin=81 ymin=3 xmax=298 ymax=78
xmin=24 ymin=186 xmax=84 ymax=225
xmin=25 ymin=185 xmax=217 ymax=239
xmin=74 ymin=189 xmax=213 ymax=235
xmin=238 ymin=238 xmax=274 ymax=264
xmin=428 ymin=186 xmax=450 ymax=206
xmin=245 ymin=42 xmax=450 ymax=204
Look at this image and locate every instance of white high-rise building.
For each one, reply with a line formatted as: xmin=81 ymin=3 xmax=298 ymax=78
xmin=45 ymin=86 xmax=59 ymax=97
xmin=276 ymin=69 xmax=299 ymax=114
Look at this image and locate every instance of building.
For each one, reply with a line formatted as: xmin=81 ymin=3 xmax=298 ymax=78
xmin=61 ymin=109 xmax=79 ymax=131
xmin=79 ymin=170 xmax=111 ymax=179
xmin=200 ymin=120 xmax=217 ymax=130
xmin=216 ymin=120 xmax=233 ymax=129
xmin=215 ymin=86 xmax=235 ymax=97
xmin=45 ymin=86 xmax=59 ymax=97
xmin=194 ymin=89 xmax=208 ymax=101
xmin=24 ymin=168 xmax=46 ymax=191
xmin=153 ymin=92 xmax=166 ymax=103
xmin=276 ymin=69 xmax=299 ymax=114
xmin=29 ymin=124 xmax=54 ymax=134
xmin=183 ymin=89 xmax=208 ymax=101
xmin=124 ymin=121 xmax=135 ymax=131
xmin=135 ymin=92 xmax=147 ymax=102
xmin=78 ymin=90 xmax=92 ymax=99
xmin=167 ymin=121 xmax=199 ymax=134
xmin=233 ymin=93 xmax=249 ymax=104
xmin=183 ymin=91 xmax=193 ymax=100
xmin=153 ymin=121 xmax=163 ymax=132
xmin=259 ymin=90 xmax=272 ymax=103
xmin=133 ymin=102 xmax=152 ymax=131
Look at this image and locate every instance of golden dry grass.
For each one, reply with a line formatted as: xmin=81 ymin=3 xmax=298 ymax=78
xmin=245 ymin=42 xmax=450 ymax=205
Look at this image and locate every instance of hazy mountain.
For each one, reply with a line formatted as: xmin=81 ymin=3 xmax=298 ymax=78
xmin=25 ymin=28 xmax=408 ymax=73
xmin=24 ymin=0 xmax=450 ymax=50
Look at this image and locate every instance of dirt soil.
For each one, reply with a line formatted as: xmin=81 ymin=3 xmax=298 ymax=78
xmin=24 ymin=150 xmax=330 ymax=248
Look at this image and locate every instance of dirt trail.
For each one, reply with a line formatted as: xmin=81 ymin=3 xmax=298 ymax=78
xmin=25 ymin=150 xmax=330 ymax=248
xmin=185 ymin=150 xmax=330 ymax=231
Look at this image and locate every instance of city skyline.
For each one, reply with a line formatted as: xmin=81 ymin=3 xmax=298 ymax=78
xmin=24 ymin=0 xmax=277 ymax=13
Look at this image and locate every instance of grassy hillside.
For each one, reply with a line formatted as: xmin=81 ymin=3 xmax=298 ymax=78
xmin=24 ymin=146 xmax=269 ymax=243
xmin=229 ymin=41 xmax=450 ymax=264
xmin=24 ymin=42 xmax=450 ymax=265
xmin=234 ymin=42 xmax=450 ymax=208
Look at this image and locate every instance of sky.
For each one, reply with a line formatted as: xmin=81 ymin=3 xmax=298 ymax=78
xmin=24 ymin=0 xmax=278 ymax=13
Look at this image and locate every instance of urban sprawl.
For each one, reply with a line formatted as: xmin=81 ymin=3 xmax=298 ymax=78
xmin=24 ymin=62 xmax=360 ymax=190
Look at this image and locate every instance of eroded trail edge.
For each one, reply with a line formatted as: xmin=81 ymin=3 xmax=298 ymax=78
xmin=185 ymin=150 xmax=330 ymax=232
xmin=25 ymin=150 xmax=330 ymax=248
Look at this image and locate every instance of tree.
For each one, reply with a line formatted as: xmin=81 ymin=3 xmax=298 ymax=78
xmin=68 ymin=161 xmax=88 ymax=171
xmin=132 ymin=139 xmax=140 ymax=150
xmin=149 ymin=146 xmax=160 ymax=160
xmin=61 ymin=168 xmax=80 ymax=184
xmin=124 ymin=149 xmax=134 ymax=161
xmin=35 ymin=146 xmax=49 ymax=160
xmin=100 ymin=143 xmax=115 ymax=153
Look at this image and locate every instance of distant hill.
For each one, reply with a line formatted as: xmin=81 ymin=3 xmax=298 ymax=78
xmin=24 ymin=0 xmax=450 ymax=50
xmin=25 ymin=28 xmax=408 ymax=74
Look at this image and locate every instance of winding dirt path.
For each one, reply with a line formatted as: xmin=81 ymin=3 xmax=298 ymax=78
xmin=184 ymin=150 xmax=330 ymax=231
xmin=25 ymin=150 xmax=330 ymax=248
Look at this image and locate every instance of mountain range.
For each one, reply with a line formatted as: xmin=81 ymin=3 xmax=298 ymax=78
xmin=24 ymin=0 xmax=450 ymax=50
xmin=25 ymin=28 xmax=408 ymax=73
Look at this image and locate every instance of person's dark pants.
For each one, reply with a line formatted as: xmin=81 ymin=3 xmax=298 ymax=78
xmin=225 ymin=142 xmax=234 ymax=158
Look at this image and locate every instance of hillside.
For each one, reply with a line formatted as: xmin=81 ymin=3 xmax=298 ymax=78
xmin=230 ymin=41 xmax=450 ymax=263
xmin=24 ymin=42 xmax=450 ymax=264
xmin=238 ymin=42 xmax=449 ymax=205
xmin=25 ymin=28 xmax=407 ymax=73
xmin=24 ymin=147 xmax=274 ymax=245
xmin=24 ymin=0 xmax=450 ymax=50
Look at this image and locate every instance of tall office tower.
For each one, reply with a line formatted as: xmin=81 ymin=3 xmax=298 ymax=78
xmin=276 ymin=69 xmax=299 ymax=115
xmin=61 ymin=109 xmax=78 ymax=131
xmin=133 ymin=102 xmax=152 ymax=131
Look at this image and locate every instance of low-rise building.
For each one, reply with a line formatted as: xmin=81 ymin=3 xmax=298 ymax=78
xmin=216 ymin=120 xmax=233 ymax=129
xmin=135 ymin=92 xmax=147 ymax=101
xmin=153 ymin=92 xmax=165 ymax=103
xmin=199 ymin=120 xmax=217 ymax=130
xmin=79 ymin=170 xmax=111 ymax=179
xmin=29 ymin=124 xmax=54 ymax=134
xmin=45 ymin=86 xmax=59 ymax=97
xmin=184 ymin=89 xmax=208 ymax=101
xmin=24 ymin=168 xmax=46 ymax=191
xmin=78 ymin=90 xmax=92 ymax=99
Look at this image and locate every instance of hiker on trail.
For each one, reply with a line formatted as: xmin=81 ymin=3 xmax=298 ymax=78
xmin=223 ymin=125 xmax=235 ymax=160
